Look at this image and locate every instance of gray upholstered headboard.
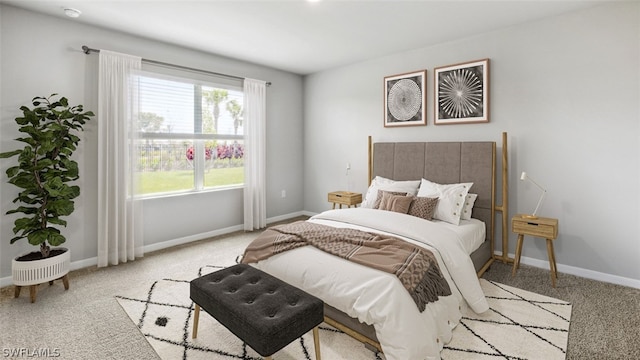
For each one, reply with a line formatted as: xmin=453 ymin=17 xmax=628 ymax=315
xmin=370 ymin=141 xmax=496 ymax=243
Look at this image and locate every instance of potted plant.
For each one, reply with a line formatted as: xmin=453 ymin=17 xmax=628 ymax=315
xmin=0 ymin=94 xmax=94 ymax=302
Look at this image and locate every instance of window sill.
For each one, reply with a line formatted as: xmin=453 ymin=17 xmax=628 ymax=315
xmin=137 ymin=184 xmax=244 ymax=201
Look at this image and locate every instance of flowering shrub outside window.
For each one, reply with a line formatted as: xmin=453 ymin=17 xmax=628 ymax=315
xmin=185 ymin=142 xmax=243 ymax=162
xmin=216 ymin=142 xmax=244 ymax=160
xmin=186 ymin=146 xmax=213 ymax=161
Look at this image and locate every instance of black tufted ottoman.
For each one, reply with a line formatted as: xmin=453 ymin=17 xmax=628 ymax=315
xmin=190 ymin=264 xmax=323 ymax=359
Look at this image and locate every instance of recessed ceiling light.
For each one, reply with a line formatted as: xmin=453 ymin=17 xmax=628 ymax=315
xmin=63 ymin=7 xmax=82 ymax=18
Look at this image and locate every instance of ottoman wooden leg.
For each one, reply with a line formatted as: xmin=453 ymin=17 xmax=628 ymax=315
xmin=14 ymin=285 xmax=21 ymax=298
xmin=313 ymin=326 xmax=321 ymax=360
xmin=192 ymin=304 xmax=200 ymax=339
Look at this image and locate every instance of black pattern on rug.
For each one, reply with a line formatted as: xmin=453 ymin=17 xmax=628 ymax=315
xmin=116 ymin=264 xmax=383 ymax=360
xmin=441 ymin=280 xmax=571 ymax=360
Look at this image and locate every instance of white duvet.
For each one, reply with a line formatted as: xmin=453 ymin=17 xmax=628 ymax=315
xmin=250 ymin=208 xmax=489 ymax=360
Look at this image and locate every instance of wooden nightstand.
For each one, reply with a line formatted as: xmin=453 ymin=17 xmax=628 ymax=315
xmin=511 ymin=215 xmax=559 ymax=287
xmin=328 ymin=191 xmax=362 ymax=209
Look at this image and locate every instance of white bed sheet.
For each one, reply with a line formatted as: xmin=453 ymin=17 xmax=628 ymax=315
xmin=248 ymin=208 xmax=488 ymax=360
xmin=432 ymin=218 xmax=486 ymax=255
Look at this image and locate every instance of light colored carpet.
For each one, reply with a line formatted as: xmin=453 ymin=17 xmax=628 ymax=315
xmin=0 ymin=231 xmax=260 ymax=360
xmin=115 ymin=260 xmax=571 ymax=360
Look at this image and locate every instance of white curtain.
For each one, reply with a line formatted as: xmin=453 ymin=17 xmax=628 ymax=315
xmin=243 ymin=78 xmax=267 ymax=231
xmin=97 ymin=50 xmax=143 ymax=267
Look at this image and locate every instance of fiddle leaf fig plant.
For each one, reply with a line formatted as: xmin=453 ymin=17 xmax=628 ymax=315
xmin=0 ymin=94 xmax=94 ymax=258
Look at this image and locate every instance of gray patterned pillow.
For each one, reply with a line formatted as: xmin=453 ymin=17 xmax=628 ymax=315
xmin=408 ymin=196 xmax=439 ymax=221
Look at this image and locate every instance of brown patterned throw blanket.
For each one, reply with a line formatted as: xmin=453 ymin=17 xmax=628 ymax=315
xmin=241 ymin=221 xmax=451 ymax=312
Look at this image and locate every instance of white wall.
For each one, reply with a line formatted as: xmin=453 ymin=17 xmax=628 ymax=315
xmin=303 ymin=2 xmax=640 ymax=286
xmin=0 ymin=5 xmax=304 ymax=280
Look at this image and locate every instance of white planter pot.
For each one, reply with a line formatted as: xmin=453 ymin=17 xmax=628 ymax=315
xmin=12 ymin=247 xmax=70 ymax=286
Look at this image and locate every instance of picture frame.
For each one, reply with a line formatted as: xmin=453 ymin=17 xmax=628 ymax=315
xmin=434 ymin=59 xmax=489 ymax=125
xmin=384 ymin=70 xmax=426 ymax=127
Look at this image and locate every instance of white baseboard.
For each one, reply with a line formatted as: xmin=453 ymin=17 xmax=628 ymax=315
xmin=143 ymin=224 xmax=245 ymax=254
xmin=495 ymin=251 xmax=640 ymax=289
xmin=0 ymin=211 xmax=306 ymax=288
xmin=267 ymin=211 xmax=308 ymax=224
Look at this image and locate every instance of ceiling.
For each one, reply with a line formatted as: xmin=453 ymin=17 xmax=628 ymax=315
xmin=2 ymin=0 xmax=608 ymax=75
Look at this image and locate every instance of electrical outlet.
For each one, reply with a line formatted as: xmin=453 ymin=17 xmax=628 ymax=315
xmin=281 ymin=190 xmax=286 ymax=198
xmin=346 ymin=162 xmax=351 ymax=170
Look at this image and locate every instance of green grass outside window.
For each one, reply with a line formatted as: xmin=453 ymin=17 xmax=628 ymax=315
xmin=139 ymin=167 xmax=243 ymax=195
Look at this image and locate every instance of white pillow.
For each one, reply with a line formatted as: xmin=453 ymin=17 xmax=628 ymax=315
xmin=417 ymin=179 xmax=473 ymax=225
xmin=361 ymin=176 xmax=421 ymax=208
xmin=461 ymin=193 xmax=478 ymax=220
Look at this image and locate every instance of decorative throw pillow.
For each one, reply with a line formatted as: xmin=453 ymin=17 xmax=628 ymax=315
xmin=379 ymin=195 xmax=413 ymax=214
xmin=375 ymin=190 xmax=408 ymax=209
xmin=361 ymin=176 xmax=421 ymax=208
xmin=417 ymin=178 xmax=473 ymax=225
xmin=408 ymin=196 xmax=439 ymax=221
xmin=461 ymin=193 xmax=478 ymax=220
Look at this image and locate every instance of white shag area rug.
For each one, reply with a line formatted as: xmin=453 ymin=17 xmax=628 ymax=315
xmin=116 ymin=265 xmax=571 ymax=360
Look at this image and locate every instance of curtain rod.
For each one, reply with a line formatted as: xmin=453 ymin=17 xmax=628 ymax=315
xmin=81 ymin=46 xmax=271 ymax=86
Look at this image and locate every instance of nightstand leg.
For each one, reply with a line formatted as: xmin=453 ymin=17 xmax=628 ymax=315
xmin=512 ymin=234 xmax=524 ymax=277
xmin=332 ymin=203 xmax=336 ymax=209
xmin=546 ymin=239 xmax=558 ymax=287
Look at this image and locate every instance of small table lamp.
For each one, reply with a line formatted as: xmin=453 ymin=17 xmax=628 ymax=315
xmin=520 ymin=171 xmax=546 ymax=219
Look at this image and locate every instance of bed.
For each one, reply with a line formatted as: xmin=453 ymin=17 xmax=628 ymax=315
xmin=242 ymin=133 xmax=509 ymax=360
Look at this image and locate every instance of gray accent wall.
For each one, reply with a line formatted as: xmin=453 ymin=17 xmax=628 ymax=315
xmin=0 ymin=5 xmax=304 ymax=280
xmin=303 ymin=2 xmax=640 ymax=285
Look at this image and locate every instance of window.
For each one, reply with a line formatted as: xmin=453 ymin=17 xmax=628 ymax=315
xmin=135 ymin=72 xmax=244 ymax=196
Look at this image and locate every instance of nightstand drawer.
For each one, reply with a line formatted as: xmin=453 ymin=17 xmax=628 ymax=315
xmin=328 ymin=191 xmax=362 ymax=206
xmin=512 ymin=218 xmax=557 ymax=239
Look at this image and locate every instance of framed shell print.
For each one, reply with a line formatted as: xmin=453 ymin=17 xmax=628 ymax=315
xmin=434 ymin=59 xmax=489 ymax=125
xmin=384 ymin=70 xmax=426 ymax=127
